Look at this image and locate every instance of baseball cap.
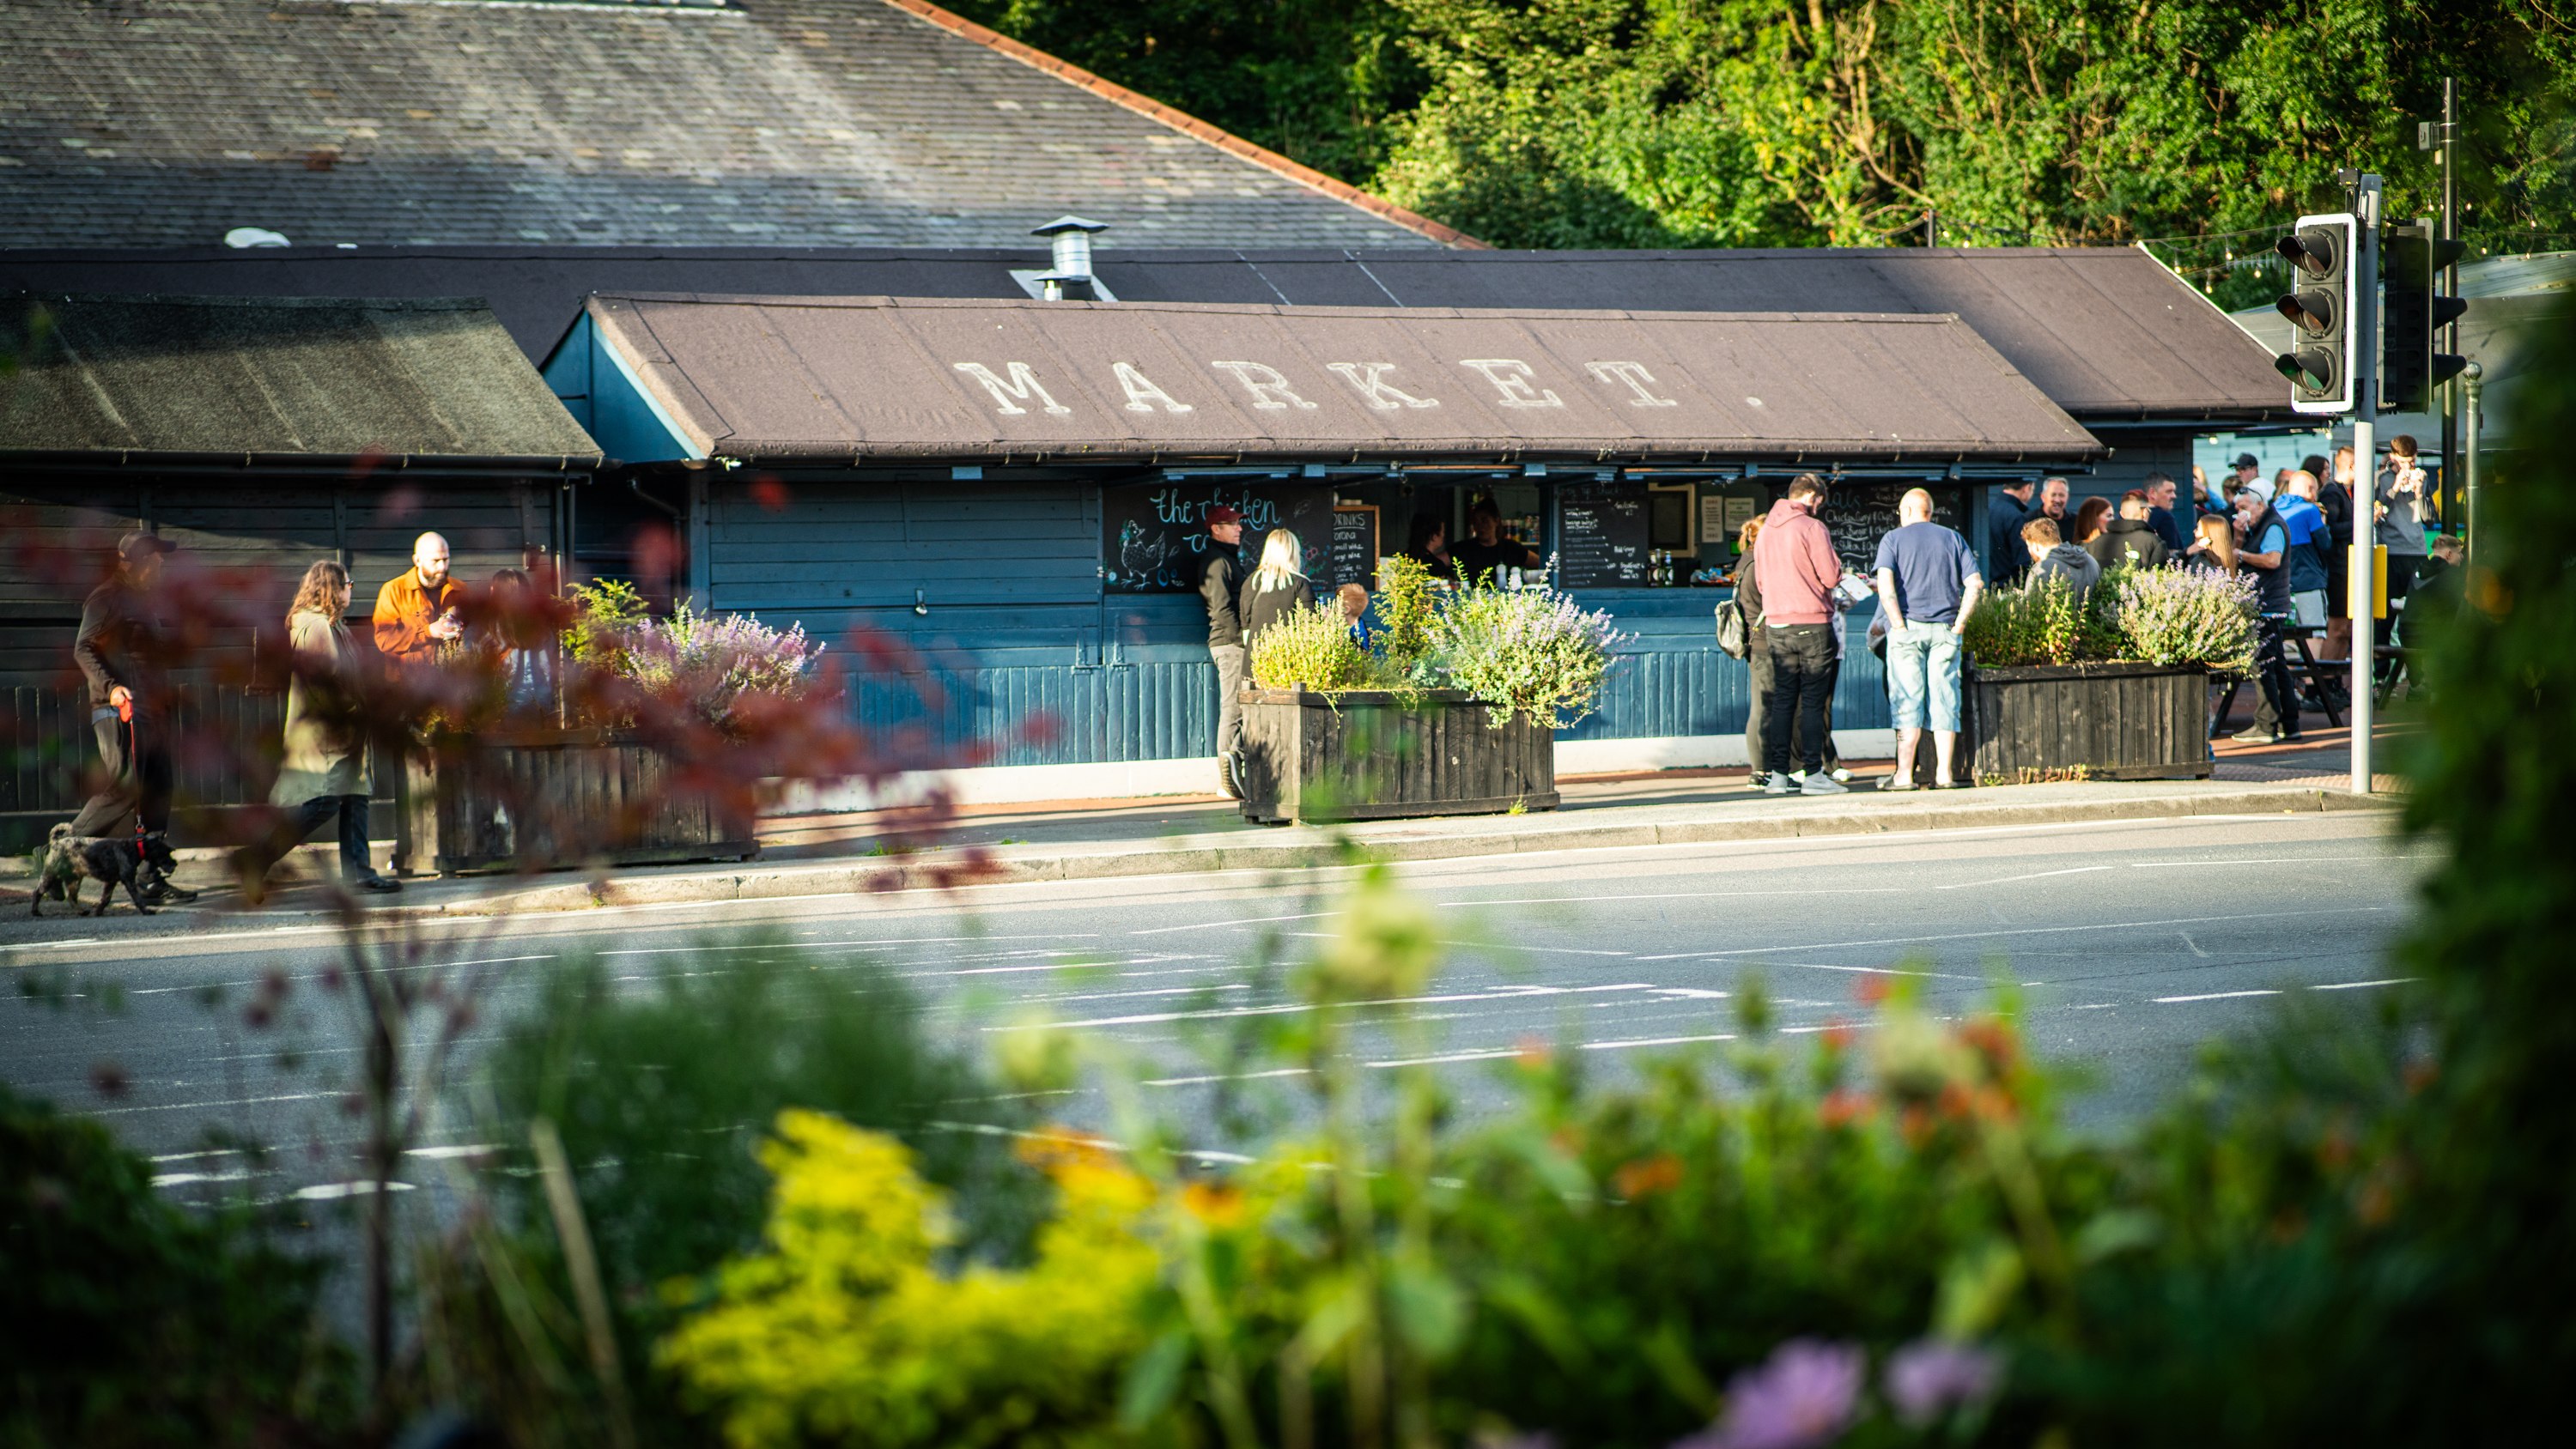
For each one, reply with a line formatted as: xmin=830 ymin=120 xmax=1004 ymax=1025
xmin=116 ymin=531 xmax=176 ymax=561
xmin=1206 ymin=505 xmax=1242 ymax=526
xmin=2232 ymin=452 xmax=2261 ymax=470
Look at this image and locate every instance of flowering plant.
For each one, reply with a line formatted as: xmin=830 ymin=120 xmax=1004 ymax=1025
xmin=2110 ymin=564 xmax=2257 ymax=673
xmin=1425 ymin=582 xmax=1629 ymax=727
xmin=564 ymin=582 xmax=825 ymax=732
xmin=1247 ymin=601 xmax=1375 ymax=692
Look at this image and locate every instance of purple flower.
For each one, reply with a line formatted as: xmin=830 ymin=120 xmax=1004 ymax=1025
xmin=1884 ymin=1339 xmax=2003 ymax=1425
xmin=1673 ymin=1339 xmax=1865 ymax=1449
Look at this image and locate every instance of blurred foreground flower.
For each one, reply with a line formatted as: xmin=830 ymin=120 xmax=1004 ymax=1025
xmin=1883 ymin=1338 xmax=2003 ymax=1425
xmin=1674 ymin=1339 xmax=1864 ymax=1449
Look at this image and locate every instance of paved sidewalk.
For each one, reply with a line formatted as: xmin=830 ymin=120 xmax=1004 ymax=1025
xmin=9 ymin=697 xmax=2415 ymax=935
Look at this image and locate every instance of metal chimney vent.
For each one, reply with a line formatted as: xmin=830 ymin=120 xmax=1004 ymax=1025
xmin=1026 ymin=215 xmax=1109 ymax=300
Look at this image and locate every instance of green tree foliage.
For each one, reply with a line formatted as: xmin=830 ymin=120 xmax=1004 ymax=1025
xmin=945 ymin=0 xmax=1425 ymax=185
xmin=963 ymin=0 xmax=2576 ymax=299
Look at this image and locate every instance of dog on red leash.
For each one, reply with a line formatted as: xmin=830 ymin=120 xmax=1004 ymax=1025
xmin=30 ymin=822 xmax=174 ymax=917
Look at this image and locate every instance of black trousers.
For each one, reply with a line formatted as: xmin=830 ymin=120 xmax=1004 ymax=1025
xmin=2251 ymin=615 xmax=2300 ymax=738
xmin=70 ymin=711 xmax=173 ymax=839
xmin=1763 ymin=623 xmax=1838 ymax=776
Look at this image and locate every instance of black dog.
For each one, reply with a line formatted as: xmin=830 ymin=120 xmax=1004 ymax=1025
xmin=30 ymin=822 xmax=170 ymax=917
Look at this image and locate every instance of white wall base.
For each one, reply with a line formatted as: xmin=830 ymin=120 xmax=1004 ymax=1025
xmin=1554 ymin=731 xmax=1894 ymax=773
xmin=764 ymin=732 xmax=1899 ymax=815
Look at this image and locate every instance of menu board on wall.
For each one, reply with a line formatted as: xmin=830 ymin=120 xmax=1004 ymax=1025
xmin=1103 ymin=482 xmax=1333 ymax=593
xmin=1555 ymin=480 xmax=1649 ymax=589
xmin=1807 ymin=482 xmax=1970 ymax=573
xmin=1329 ymin=506 xmax=1378 ymax=592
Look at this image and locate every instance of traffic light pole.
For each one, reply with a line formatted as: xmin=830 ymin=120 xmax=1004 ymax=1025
xmin=2348 ymin=173 xmax=2381 ymax=796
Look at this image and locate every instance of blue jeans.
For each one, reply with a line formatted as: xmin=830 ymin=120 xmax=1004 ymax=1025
xmin=1886 ymin=621 xmax=1962 ymax=732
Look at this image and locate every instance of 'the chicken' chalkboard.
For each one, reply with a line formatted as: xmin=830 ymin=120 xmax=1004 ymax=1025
xmin=1103 ymin=483 xmax=1334 ymax=593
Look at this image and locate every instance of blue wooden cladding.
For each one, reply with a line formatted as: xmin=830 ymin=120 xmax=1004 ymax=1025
xmin=793 ymin=591 xmax=1893 ymax=768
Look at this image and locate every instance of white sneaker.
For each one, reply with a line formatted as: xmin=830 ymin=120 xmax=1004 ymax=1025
xmin=1763 ymin=773 xmax=1794 ymax=795
xmin=1828 ymin=767 xmax=1853 ymax=783
xmin=1800 ymin=773 xmax=1850 ymax=796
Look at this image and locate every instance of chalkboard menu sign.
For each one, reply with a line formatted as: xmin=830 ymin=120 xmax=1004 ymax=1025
xmin=1103 ymin=482 xmax=1333 ymax=593
xmin=1556 ymin=480 xmax=1649 ymax=589
xmin=1812 ymin=482 xmax=1969 ymax=573
xmin=1330 ymin=506 xmax=1378 ymax=592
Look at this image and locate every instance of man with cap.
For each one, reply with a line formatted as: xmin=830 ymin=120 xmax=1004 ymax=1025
xmin=67 ymin=531 xmax=198 ymax=903
xmin=374 ymin=531 xmax=467 ymax=668
xmin=1199 ymin=506 xmax=1249 ymax=797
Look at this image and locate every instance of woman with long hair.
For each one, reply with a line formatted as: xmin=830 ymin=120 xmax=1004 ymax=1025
xmin=1238 ymin=528 xmax=1313 ymax=644
xmin=480 ymin=567 xmax=555 ymax=712
xmin=2070 ymin=495 xmax=2113 ymax=547
xmin=2190 ymin=513 xmax=2238 ymax=574
xmin=240 ymin=561 xmax=398 ymax=896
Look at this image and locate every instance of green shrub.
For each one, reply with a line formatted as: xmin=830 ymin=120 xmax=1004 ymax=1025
xmin=2109 ymin=566 xmax=2256 ymax=671
xmin=1368 ymin=554 xmax=1442 ymax=682
xmin=0 ymin=1083 xmax=349 ymax=1446
xmin=1424 ymin=584 xmax=1627 ymax=726
xmin=1963 ymin=576 xmax=2091 ymax=666
xmin=484 ymin=938 xmax=1045 ymax=1304
xmin=1248 ymin=602 xmax=1374 ymax=691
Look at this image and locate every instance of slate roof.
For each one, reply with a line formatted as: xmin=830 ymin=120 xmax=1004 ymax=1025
xmin=0 ymin=293 xmax=601 ymax=463
xmin=585 ymin=293 xmax=2101 ymax=463
xmin=0 ymin=244 xmax=2290 ymax=423
xmin=0 ymin=0 xmax=1454 ymax=252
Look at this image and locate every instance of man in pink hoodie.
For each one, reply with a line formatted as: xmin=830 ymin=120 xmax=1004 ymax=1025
xmin=1752 ymin=474 xmax=1850 ymax=795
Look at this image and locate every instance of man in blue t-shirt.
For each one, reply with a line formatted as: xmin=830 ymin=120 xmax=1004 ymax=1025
xmin=1874 ymin=488 xmax=1984 ymax=790
xmin=2274 ymin=471 xmax=2331 ymax=627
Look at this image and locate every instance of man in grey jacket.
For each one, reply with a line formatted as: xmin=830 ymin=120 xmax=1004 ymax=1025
xmin=1200 ymin=506 xmax=1249 ymax=797
xmin=2022 ymin=516 xmax=2101 ymax=598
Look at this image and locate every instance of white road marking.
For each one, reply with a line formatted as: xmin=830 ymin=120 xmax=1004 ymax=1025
xmin=1143 ymin=1067 xmax=1313 ymax=1088
xmin=2154 ymin=990 xmax=2282 ymax=1003
xmin=1643 ymin=906 xmax=2386 ymax=962
xmin=1580 ymin=1033 xmax=1736 ymax=1051
xmin=2178 ymin=932 xmax=2212 ymax=958
xmin=1368 ymin=1048 xmax=1523 ymax=1068
xmin=1129 ymin=911 xmax=1340 ymax=936
xmin=2312 ymin=977 xmax=2416 ymax=991
xmin=1935 ymin=866 xmax=2115 ymax=890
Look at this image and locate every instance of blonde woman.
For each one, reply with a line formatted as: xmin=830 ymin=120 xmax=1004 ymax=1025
xmin=241 ymin=561 xmax=399 ymax=895
xmin=1237 ymin=528 xmax=1313 ymax=643
xmin=2189 ymin=513 xmax=2238 ymax=574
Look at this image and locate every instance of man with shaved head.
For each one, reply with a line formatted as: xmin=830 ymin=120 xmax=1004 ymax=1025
xmin=1874 ymin=488 xmax=1983 ymax=789
xmin=373 ymin=531 xmax=466 ymax=666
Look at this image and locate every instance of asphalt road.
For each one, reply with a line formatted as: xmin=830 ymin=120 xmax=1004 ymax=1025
xmin=4 ymin=808 xmax=2425 ymax=1202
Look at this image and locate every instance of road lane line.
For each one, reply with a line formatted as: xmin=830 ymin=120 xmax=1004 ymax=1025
xmin=1640 ymin=906 xmax=2387 ymax=962
xmin=1935 ymin=866 xmax=2115 ymax=890
xmin=2153 ymin=990 xmax=2282 ymax=1003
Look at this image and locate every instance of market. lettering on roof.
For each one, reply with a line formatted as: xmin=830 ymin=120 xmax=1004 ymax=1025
xmin=943 ymin=356 xmax=1680 ymax=419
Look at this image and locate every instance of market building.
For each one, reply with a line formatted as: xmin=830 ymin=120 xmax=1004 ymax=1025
xmin=0 ymin=292 xmax=599 ymax=848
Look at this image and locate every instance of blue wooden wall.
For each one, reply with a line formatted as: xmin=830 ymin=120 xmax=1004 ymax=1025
xmin=709 ymin=482 xmax=1892 ymax=765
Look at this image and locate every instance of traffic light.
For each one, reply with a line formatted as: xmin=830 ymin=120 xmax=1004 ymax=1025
xmin=2274 ymin=213 xmax=2357 ymax=414
xmin=2382 ymin=220 xmax=2470 ymax=414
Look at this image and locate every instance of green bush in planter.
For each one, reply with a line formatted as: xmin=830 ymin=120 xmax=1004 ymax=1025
xmin=1248 ymin=602 xmax=1375 ymax=692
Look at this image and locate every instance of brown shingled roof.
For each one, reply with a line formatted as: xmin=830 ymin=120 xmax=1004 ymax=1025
xmin=585 ymin=293 xmax=2102 ymax=464
xmin=1 ymin=293 xmax=599 ymax=464
xmin=0 ymin=0 xmax=1454 ymax=252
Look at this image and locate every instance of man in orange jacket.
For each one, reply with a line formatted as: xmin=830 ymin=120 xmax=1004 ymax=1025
xmin=373 ymin=531 xmax=466 ymax=667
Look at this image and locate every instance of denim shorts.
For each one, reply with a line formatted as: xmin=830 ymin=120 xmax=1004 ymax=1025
xmin=1886 ymin=620 xmax=1962 ymax=731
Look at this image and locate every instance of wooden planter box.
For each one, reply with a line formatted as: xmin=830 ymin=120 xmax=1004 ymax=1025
xmin=1237 ymin=688 xmax=1560 ymax=824
xmin=401 ymin=728 xmax=758 ymax=875
xmin=1962 ymin=661 xmax=2213 ymax=783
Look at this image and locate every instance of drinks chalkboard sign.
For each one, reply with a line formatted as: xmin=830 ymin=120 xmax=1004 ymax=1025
xmin=1103 ymin=482 xmax=1333 ymax=593
xmin=1330 ymin=506 xmax=1378 ymax=591
xmin=1556 ymin=480 xmax=1649 ymax=589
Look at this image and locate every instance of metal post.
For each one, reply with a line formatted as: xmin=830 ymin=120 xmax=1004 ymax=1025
xmin=1924 ymin=210 xmax=1939 ymax=250
xmin=2464 ymin=361 xmax=2483 ymax=567
xmin=2349 ymin=175 xmax=2381 ymax=796
xmin=2439 ymin=78 xmax=2459 ymax=523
